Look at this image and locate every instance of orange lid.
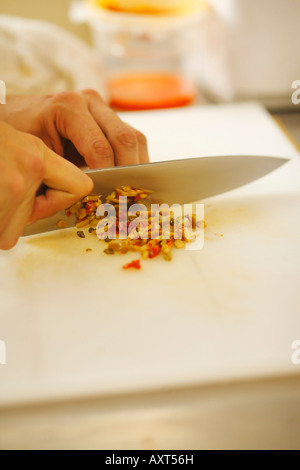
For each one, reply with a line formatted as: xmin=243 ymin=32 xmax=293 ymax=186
xmin=92 ymin=0 xmax=206 ymax=15
xmin=108 ymin=72 xmax=197 ymax=111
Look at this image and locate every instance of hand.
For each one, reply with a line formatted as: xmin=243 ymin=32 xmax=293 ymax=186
xmin=0 ymin=90 xmax=149 ymax=169
xmin=0 ymin=122 xmax=93 ymax=250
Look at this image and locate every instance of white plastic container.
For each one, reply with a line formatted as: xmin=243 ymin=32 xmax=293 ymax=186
xmin=70 ymin=0 xmax=207 ymax=109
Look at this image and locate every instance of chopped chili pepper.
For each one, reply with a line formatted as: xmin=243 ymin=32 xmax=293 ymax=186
xmin=148 ymin=245 xmax=161 ymax=259
xmin=85 ymin=201 xmax=96 ymax=214
xmin=123 ymin=260 xmax=141 ymax=270
xmin=69 ymin=185 xmax=204 ymax=267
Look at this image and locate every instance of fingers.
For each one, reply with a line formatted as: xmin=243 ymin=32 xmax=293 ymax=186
xmin=0 ymin=171 xmax=32 ymax=250
xmin=31 ymin=188 xmax=87 ymax=223
xmin=87 ymin=95 xmax=139 ymax=166
xmin=50 ymin=90 xmax=149 ymax=169
xmin=0 ymin=125 xmax=46 ymax=249
xmin=1 ymin=196 xmax=36 ymax=250
xmin=0 ymin=134 xmax=94 ymax=250
xmin=85 ymin=89 xmax=149 ymax=166
xmin=0 ymin=88 xmax=150 ymax=250
xmin=51 ymin=92 xmax=115 ymax=169
xmin=127 ymin=124 xmax=150 ymax=164
xmin=30 ymin=144 xmax=94 ymax=222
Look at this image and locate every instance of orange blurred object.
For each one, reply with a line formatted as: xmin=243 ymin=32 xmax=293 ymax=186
xmin=108 ymin=72 xmax=197 ymax=111
xmin=93 ymin=0 xmax=205 ymax=15
xmin=102 ymin=4 xmax=175 ymax=14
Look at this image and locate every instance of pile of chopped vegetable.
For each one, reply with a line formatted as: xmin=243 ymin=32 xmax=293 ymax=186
xmin=65 ymin=186 xmax=203 ymax=268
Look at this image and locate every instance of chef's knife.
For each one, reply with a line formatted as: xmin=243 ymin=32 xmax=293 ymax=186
xmin=23 ymin=155 xmax=288 ymax=237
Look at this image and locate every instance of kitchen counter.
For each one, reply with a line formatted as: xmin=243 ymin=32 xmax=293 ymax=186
xmin=274 ymin=111 xmax=300 ymax=151
xmin=0 ymin=375 xmax=299 ymax=450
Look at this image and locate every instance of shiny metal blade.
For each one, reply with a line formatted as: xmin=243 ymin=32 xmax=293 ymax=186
xmin=23 ymin=155 xmax=288 ymax=237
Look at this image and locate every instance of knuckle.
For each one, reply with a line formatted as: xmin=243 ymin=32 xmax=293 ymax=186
xmin=115 ymin=126 xmax=138 ymax=150
xmin=90 ymin=138 xmax=114 ymax=161
xmin=134 ymin=130 xmax=148 ymax=148
xmin=82 ymin=89 xmax=103 ymax=101
xmin=30 ymin=154 xmax=46 ymax=180
xmin=51 ymin=91 xmax=82 ymax=107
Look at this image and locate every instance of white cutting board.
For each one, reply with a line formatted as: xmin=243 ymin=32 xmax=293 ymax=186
xmin=0 ymin=102 xmax=300 ymax=407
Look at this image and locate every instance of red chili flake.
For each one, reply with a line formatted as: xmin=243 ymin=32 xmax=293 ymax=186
xmin=66 ymin=210 xmax=72 ymax=217
xmin=123 ymin=260 xmax=141 ymax=270
xmin=148 ymin=245 xmax=161 ymax=259
xmin=134 ymin=195 xmax=140 ymax=202
xmin=85 ymin=201 xmax=96 ymax=214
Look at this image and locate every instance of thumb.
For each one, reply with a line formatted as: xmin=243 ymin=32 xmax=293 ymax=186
xmin=30 ymin=143 xmax=94 ymax=222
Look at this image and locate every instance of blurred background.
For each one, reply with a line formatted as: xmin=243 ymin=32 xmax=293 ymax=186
xmin=1 ymin=0 xmax=300 ymax=111
xmin=0 ymin=0 xmax=91 ymax=42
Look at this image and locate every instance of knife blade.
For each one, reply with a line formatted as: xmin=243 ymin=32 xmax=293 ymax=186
xmin=23 ymin=155 xmax=288 ymax=237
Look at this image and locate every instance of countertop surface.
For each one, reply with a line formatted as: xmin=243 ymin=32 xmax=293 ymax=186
xmin=0 ymin=375 xmax=299 ymax=450
xmin=274 ymin=112 xmax=300 ymax=151
xmin=0 ymin=104 xmax=300 ymax=450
